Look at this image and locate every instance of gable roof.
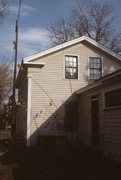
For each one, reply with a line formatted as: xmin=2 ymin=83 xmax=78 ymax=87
xmin=76 ymin=68 xmax=121 ymax=95
xmin=23 ymin=36 xmax=121 ymax=63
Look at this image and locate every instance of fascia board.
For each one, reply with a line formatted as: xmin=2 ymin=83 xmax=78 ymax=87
xmin=23 ymin=62 xmax=46 ymax=66
xmin=23 ymin=36 xmax=121 ymax=63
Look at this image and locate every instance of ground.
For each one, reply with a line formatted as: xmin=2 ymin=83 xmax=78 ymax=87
xmin=0 ymin=139 xmax=121 ymax=180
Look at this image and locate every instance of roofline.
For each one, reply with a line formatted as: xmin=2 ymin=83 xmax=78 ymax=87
xmin=76 ymin=82 xmax=102 ymax=94
xmin=23 ymin=36 xmax=121 ymax=62
xmin=76 ymin=69 xmax=121 ymax=95
xmin=23 ymin=36 xmax=86 ymax=62
xmin=23 ymin=62 xmax=46 ymax=66
xmin=16 ymin=62 xmax=45 ymax=88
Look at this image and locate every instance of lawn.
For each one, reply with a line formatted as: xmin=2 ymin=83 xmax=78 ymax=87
xmin=1 ymin=140 xmax=121 ymax=180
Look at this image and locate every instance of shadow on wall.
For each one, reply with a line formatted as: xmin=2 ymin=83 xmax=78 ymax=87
xmin=27 ymin=93 xmax=79 ymax=146
xmin=27 ymin=59 xmax=118 ymax=146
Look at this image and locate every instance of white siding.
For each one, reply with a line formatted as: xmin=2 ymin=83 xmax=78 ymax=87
xmin=28 ymin=42 xmax=121 ymax=144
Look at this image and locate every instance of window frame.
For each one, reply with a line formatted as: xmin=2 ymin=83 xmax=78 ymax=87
xmin=64 ymin=55 xmax=79 ymax=80
xmin=104 ymin=87 xmax=121 ymax=109
xmin=88 ymin=57 xmax=102 ymax=81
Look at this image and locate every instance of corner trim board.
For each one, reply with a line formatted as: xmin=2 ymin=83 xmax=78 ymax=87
xmin=27 ymin=75 xmax=32 ymax=146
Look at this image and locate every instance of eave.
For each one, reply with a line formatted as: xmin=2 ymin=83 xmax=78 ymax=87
xmin=23 ymin=36 xmax=121 ymax=63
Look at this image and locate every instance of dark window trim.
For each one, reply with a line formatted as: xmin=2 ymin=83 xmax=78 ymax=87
xmin=105 ymin=88 xmax=121 ymax=108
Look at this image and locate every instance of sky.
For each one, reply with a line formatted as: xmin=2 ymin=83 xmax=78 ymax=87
xmin=0 ymin=0 xmax=121 ymax=63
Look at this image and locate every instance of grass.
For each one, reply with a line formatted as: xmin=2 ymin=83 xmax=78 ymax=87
xmin=0 ymin=165 xmax=15 ymax=180
xmin=1 ymin=141 xmax=121 ymax=180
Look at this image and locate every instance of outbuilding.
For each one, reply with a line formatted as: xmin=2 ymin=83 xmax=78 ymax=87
xmin=76 ymin=69 xmax=121 ymax=161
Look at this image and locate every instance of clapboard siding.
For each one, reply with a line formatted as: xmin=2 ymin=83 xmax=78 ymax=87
xmin=17 ymin=40 xmax=121 ymax=145
xmin=104 ymin=107 xmax=121 ymax=160
xmin=16 ymin=71 xmax=27 ymax=142
xmin=78 ymin=71 xmax=121 ymax=161
xmin=79 ymin=87 xmax=103 ymax=146
xmin=27 ymin=42 xmax=121 ymax=144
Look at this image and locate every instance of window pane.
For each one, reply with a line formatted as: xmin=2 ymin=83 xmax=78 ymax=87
xmin=90 ymin=63 xmax=94 ymax=68
xmin=73 ymin=57 xmax=77 ymax=63
xmin=65 ymin=67 xmax=78 ymax=79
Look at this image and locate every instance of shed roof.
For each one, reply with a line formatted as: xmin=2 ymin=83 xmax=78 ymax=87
xmin=76 ymin=69 xmax=121 ymax=94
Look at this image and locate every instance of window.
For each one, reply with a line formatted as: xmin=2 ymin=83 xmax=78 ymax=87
xmin=105 ymin=88 xmax=121 ymax=108
xmin=65 ymin=55 xmax=78 ymax=79
xmin=89 ymin=57 xmax=102 ymax=80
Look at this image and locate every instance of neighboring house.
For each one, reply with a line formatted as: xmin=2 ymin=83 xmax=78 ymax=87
xmin=76 ymin=69 xmax=121 ymax=161
xmin=16 ymin=36 xmax=121 ymax=147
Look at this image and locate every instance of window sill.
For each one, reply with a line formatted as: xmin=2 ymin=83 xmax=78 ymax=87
xmin=104 ymin=106 xmax=121 ymax=110
xmin=63 ymin=78 xmax=80 ymax=81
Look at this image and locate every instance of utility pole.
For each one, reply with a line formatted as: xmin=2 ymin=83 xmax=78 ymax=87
xmin=11 ymin=20 xmax=18 ymax=136
xmin=11 ymin=0 xmax=22 ymax=136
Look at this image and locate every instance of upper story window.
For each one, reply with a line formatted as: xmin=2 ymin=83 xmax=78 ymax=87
xmin=89 ymin=57 xmax=102 ymax=80
xmin=105 ymin=88 xmax=121 ymax=108
xmin=65 ymin=55 xmax=78 ymax=79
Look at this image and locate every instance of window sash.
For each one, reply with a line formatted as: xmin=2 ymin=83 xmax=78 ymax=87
xmin=89 ymin=57 xmax=102 ymax=80
xmin=65 ymin=56 xmax=78 ymax=79
xmin=105 ymin=88 xmax=121 ymax=108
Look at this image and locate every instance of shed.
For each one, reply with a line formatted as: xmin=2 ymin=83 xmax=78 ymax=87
xmin=76 ymin=69 xmax=121 ymax=161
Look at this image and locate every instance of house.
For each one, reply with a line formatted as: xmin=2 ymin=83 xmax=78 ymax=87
xmin=76 ymin=69 xmax=121 ymax=161
xmin=16 ymin=36 xmax=121 ymax=147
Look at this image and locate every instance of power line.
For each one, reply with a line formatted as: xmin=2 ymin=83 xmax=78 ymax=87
xmin=31 ymin=78 xmax=62 ymax=136
xmin=69 ymin=78 xmax=73 ymax=94
xmin=32 ymin=78 xmax=58 ymax=109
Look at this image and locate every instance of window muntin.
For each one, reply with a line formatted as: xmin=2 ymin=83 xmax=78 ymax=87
xmin=105 ymin=88 xmax=121 ymax=108
xmin=89 ymin=57 xmax=102 ymax=80
xmin=65 ymin=55 xmax=78 ymax=79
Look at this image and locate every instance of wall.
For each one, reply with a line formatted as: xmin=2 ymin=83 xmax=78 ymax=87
xmin=78 ymin=74 xmax=121 ymax=161
xmin=78 ymin=86 xmax=103 ymax=147
xmin=103 ymin=75 xmax=121 ymax=161
xmin=16 ymin=69 xmax=28 ymax=143
xmin=27 ymin=41 xmax=121 ymax=145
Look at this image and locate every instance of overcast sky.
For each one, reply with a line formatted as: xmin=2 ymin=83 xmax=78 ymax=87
xmin=0 ymin=0 xmax=121 ymax=63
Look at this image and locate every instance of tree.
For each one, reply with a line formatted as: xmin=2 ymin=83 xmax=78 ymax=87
xmin=48 ymin=16 xmax=76 ymax=45
xmin=0 ymin=60 xmax=12 ymax=108
xmin=48 ymin=1 xmax=121 ymax=54
xmin=0 ymin=0 xmax=9 ymax=21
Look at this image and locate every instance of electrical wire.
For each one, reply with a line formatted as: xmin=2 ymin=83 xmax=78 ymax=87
xmin=31 ymin=78 xmax=62 ymax=136
xmin=32 ymin=78 xmax=58 ymax=109
xmin=69 ymin=78 xmax=73 ymax=94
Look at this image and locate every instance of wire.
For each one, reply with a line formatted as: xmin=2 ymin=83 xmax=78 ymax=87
xmin=31 ymin=78 xmax=62 ymax=136
xmin=69 ymin=78 xmax=73 ymax=94
xmin=32 ymin=78 xmax=58 ymax=109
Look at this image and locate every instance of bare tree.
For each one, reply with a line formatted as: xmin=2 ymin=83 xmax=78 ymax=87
xmin=0 ymin=60 xmax=12 ymax=108
xmin=48 ymin=16 xmax=76 ymax=45
xmin=0 ymin=0 xmax=9 ymax=21
xmin=48 ymin=1 xmax=121 ymax=54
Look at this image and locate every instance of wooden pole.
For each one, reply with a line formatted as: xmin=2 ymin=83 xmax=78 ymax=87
xmin=11 ymin=20 xmax=18 ymax=136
